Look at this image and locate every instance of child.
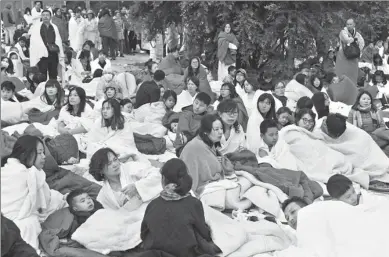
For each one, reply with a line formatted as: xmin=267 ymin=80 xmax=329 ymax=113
xmin=222 ymin=65 xmax=236 ymax=84
xmin=120 ymin=98 xmax=136 ymax=122
xmin=276 ymin=107 xmax=293 ymax=129
xmin=327 ymin=174 xmax=389 ymax=209
xmin=1 ymin=81 xmax=16 ymax=102
xmin=162 ymin=89 xmax=177 ymax=111
xmin=174 ymin=92 xmax=211 ymax=156
xmin=141 ymin=158 xmax=221 ymax=257
xmin=258 ymin=119 xmax=279 ymax=157
xmin=39 ymin=189 xmax=103 ymax=256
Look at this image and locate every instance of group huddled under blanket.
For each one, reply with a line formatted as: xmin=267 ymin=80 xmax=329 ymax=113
xmin=316 ymin=117 xmax=389 ymax=183
xmin=270 ymin=125 xmax=372 ymax=188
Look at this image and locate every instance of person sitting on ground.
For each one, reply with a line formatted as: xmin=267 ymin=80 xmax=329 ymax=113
xmin=91 ymin=50 xmax=112 ymax=74
xmin=174 ymin=92 xmax=212 ymax=156
xmin=140 ymin=158 xmax=222 ymax=257
xmin=120 ymin=98 xmax=135 ymax=122
xmin=1 ymin=215 xmax=39 ymax=257
xmin=222 ymin=65 xmax=236 ymax=84
xmin=135 ymin=70 xmax=165 ymax=108
xmin=281 ymin=197 xmax=308 ymax=230
xmin=276 ymin=107 xmax=293 ymax=129
xmin=1 ymin=81 xmax=29 ymax=126
xmin=326 ymin=72 xmax=358 ymax=105
xmin=158 ymin=46 xmax=184 ymax=76
xmin=38 ymin=189 xmax=104 ymax=257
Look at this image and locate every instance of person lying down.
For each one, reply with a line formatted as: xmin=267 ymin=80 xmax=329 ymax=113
xmin=39 ymin=189 xmax=104 ymax=257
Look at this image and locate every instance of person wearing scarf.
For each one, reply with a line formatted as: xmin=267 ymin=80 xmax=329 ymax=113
xmin=141 ymin=158 xmax=222 ymax=257
xmin=217 ymin=23 xmax=239 ymax=81
xmin=335 ymin=19 xmax=365 ymax=84
xmin=347 ymin=90 xmax=389 ymax=150
xmin=183 ymin=56 xmax=213 ymax=100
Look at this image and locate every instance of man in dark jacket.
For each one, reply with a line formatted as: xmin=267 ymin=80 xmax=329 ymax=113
xmin=1 ymin=4 xmax=16 ymax=45
xmin=1 ymin=215 xmax=39 ymax=257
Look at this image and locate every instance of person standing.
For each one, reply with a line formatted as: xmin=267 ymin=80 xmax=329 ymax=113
xmin=217 ymin=23 xmax=239 ymax=81
xmin=84 ymin=10 xmax=99 ymax=46
xmin=68 ymin=8 xmax=85 ymax=52
xmin=29 ymin=10 xmax=64 ymax=80
xmin=114 ymin=11 xmax=125 ymax=57
xmin=2 ymin=4 xmax=16 ymax=46
xmin=31 ymin=1 xmax=43 ymax=27
xmin=52 ymin=8 xmax=68 ymax=44
xmin=98 ymin=9 xmax=118 ymax=60
xmin=335 ymin=19 xmax=365 ymax=84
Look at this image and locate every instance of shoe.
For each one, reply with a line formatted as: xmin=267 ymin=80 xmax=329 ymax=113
xmin=369 ymin=180 xmax=389 ymax=192
xmin=120 ymin=54 xmax=124 ymax=57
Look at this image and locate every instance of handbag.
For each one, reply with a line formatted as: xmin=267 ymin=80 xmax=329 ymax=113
xmin=342 ymin=30 xmax=360 ymax=59
xmin=47 ymin=43 xmax=60 ymax=54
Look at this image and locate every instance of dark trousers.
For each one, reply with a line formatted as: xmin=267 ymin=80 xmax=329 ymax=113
xmin=101 ymin=36 xmax=117 ymax=58
xmin=37 ymin=52 xmax=59 ymax=80
xmin=124 ymin=28 xmax=129 ymax=54
xmin=129 ymin=30 xmax=137 ymax=52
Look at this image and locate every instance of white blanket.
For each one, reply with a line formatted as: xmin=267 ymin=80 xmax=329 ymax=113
xmin=29 ymin=22 xmax=64 ymax=69
xmin=1 ymin=158 xmax=66 ymax=250
xmin=1 ymin=99 xmax=28 ymax=124
xmin=131 ymin=102 xmax=168 ymax=137
xmin=274 ymin=125 xmax=370 ymax=188
xmin=314 ymin=123 xmax=389 ymax=183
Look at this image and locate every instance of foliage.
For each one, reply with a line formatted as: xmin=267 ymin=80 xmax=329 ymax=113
xmin=128 ymin=1 xmax=389 ymax=78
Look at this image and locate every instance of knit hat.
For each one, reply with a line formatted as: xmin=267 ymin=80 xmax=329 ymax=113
xmin=236 ymin=68 xmax=247 ymax=77
xmin=162 ymin=111 xmax=180 ymax=130
xmin=87 ymin=10 xmax=94 ymax=15
xmin=103 ymin=80 xmax=121 ymax=93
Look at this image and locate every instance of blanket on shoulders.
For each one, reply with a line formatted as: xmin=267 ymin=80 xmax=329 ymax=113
xmin=316 ymin=119 xmax=389 ymax=183
xmin=98 ymin=16 xmax=117 ymax=40
xmin=217 ymin=31 xmax=239 ymax=65
xmin=274 ymin=125 xmax=369 ymax=188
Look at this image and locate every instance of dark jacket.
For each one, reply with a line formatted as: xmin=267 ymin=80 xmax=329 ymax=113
xmin=1 ymin=215 xmax=39 ymax=257
xmin=141 ymin=196 xmax=221 ymax=257
xmin=1 ymin=5 xmax=15 ymax=27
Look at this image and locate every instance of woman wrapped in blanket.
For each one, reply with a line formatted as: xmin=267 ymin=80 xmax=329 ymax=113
xmin=213 ymin=82 xmax=249 ymax=132
xmin=180 ymin=114 xmax=252 ymax=211
xmin=22 ymin=79 xmax=64 ymax=125
xmin=80 ymin=98 xmax=140 ymax=159
xmin=216 ymin=99 xmax=247 ymax=155
xmin=1 ymin=135 xmax=67 ymax=252
xmin=57 ymin=86 xmax=95 ymax=149
xmin=89 ymin=148 xmax=162 ymax=211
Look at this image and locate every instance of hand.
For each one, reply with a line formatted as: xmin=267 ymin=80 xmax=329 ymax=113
xmin=238 ymin=146 xmax=246 ymax=152
xmin=121 ymin=184 xmax=139 ymax=198
xmin=58 ymin=127 xmax=71 ymax=135
xmin=234 ymin=161 xmax=244 ymax=170
xmin=258 ymin=149 xmax=269 ymax=158
xmin=118 ymin=153 xmax=136 ymax=163
xmin=66 ymin=157 xmax=79 ymax=164
xmin=216 ymin=156 xmax=222 ymax=163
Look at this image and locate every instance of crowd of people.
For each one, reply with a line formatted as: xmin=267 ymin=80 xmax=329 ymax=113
xmin=1 ymin=1 xmax=389 ymax=256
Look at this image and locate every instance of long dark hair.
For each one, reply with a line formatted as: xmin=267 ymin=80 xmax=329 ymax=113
xmin=41 ymin=79 xmax=64 ymax=109
xmin=161 ymin=158 xmax=193 ymax=196
xmin=217 ymin=99 xmax=240 ymax=133
xmin=1 ymin=57 xmax=14 ymax=75
xmin=79 ymin=50 xmax=91 ymax=71
xmin=351 ymin=90 xmax=377 ymax=112
xmin=89 ymin=148 xmax=118 ymax=181
xmin=145 ymin=59 xmax=157 ymax=74
xmin=256 ymin=93 xmax=276 ymax=120
xmin=218 ymin=82 xmax=239 ymax=102
xmin=185 ymin=76 xmax=200 ymax=92
xmin=67 ymin=86 xmax=87 ymax=117
xmin=372 ymin=70 xmax=387 ymax=85
xmin=101 ymin=98 xmax=125 ymax=130
xmin=8 ymin=135 xmax=44 ymax=168
xmin=312 ymin=92 xmax=329 ymax=119
xmin=187 ymin=56 xmax=201 ymax=78
xmin=25 ymin=7 xmax=32 ymax=15
xmin=198 ymin=114 xmax=223 ymax=148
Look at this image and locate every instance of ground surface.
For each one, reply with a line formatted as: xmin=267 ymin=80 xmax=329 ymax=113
xmin=110 ymin=52 xmax=150 ymax=74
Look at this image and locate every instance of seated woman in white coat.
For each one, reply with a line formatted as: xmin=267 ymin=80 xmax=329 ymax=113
xmin=217 ymin=99 xmax=246 ymax=155
xmin=89 ymin=147 xmax=162 ymax=211
xmin=91 ymin=50 xmax=112 ymax=75
xmin=173 ymin=76 xmax=199 ymax=112
xmin=1 ymin=135 xmax=67 ymax=251
xmin=69 ymin=49 xmax=93 ymax=85
xmin=57 ymin=87 xmax=95 ymax=148
xmin=80 ymin=98 xmax=139 ymax=159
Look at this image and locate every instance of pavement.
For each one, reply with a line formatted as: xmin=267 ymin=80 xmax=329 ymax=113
xmin=110 ymin=52 xmax=150 ymax=73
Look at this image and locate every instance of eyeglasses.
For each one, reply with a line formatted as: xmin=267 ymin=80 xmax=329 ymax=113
xmin=302 ymin=118 xmax=314 ymax=125
xmin=212 ymin=127 xmax=223 ymax=132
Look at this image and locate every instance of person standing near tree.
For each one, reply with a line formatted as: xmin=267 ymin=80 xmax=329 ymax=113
xmin=335 ymin=19 xmax=365 ymax=84
xmin=98 ymin=9 xmax=118 ymax=60
xmin=217 ymin=23 xmax=239 ymax=82
xmin=29 ymin=10 xmax=64 ymax=80
xmin=2 ymin=4 xmax=16 ymax=46
xmin=31 ymin=1 xmax=43 ymax=27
